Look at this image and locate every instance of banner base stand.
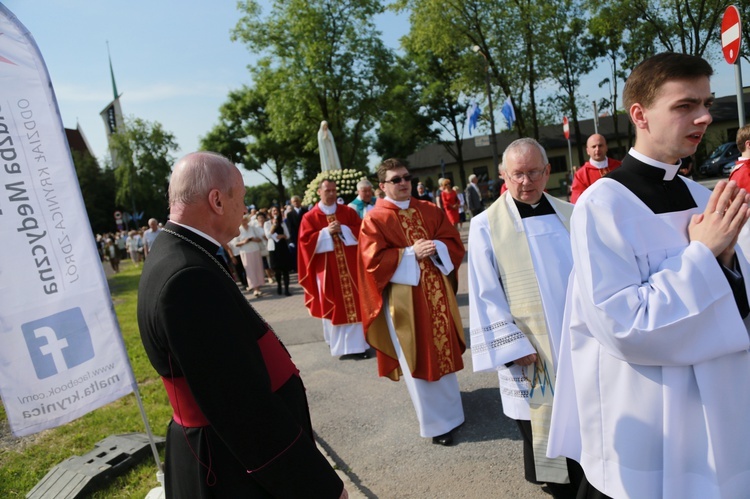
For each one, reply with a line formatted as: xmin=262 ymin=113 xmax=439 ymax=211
xmin=26 ymin=432 xmax=165 ymax=499
xmin=145 ymin=486 xmax=165 ymax=499
xmin=144 ymin=470 xmax=165 ymax=499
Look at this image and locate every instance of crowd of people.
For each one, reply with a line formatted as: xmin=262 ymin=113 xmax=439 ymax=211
xmin=132 ymin=52 xmax=750 ymax=499
xmin=96 ymin=218 xmax=163 ymax=273
xmin=223 ymin=201 xmax=309 ymax=298
xmin=101 ymin=203 xmax=311 ymax=299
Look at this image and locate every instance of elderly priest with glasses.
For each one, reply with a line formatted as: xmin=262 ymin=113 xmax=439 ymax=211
xmin=358 ymin=158 xmax=466 ymax=446
xmin=468 ymin=138 xmax=583 ymax=497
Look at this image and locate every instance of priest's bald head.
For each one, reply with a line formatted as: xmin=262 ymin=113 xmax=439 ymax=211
xmin=499 ymin=138 xmax=551 ymax=205
xmin=586 ymin=134 xmax=609 ymax=162
xmin=168 ymin=151 xmax=247 ymax=244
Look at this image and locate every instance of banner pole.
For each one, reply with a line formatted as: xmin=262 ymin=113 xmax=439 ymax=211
xmin=131 ymin=379 xmax=163 ymax=473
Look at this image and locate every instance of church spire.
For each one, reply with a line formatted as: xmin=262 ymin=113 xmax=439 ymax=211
xmin=106 ymin=41 xmax=118 ymax=100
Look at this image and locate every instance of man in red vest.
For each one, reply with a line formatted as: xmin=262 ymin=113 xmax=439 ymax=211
xmin=729 ymin=124 xmax=750 ymax=191
xmin=570 ymin=134 xmax=622 ymax=203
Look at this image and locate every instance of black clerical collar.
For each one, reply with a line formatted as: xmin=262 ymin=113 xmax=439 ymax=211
xmin=628 ymin=148 xmax=680 ymax=180
xmin=513 ymin=195 xmax=555 ymax=219
xmin=607 ymin=154 xmax=696 ymax=214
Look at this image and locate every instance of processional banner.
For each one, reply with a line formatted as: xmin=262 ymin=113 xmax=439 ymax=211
xmin=0 ymin=5 xmax=134 ymax=437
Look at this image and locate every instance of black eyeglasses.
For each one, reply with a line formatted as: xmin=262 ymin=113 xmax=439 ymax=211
xmin=507 ymin=168 xmax=546 ymax=183
xmin=383 ymin=175 xmax=413 ymax=185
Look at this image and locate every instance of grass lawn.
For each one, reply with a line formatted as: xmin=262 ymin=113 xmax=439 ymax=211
xmin=0 ymin=262 xmax=171 ymax=498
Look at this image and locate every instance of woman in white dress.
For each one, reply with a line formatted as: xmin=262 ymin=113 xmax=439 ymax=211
xmin=255 ymin=212 xmax=276 ymax=284
xmin=237 ymin=215 xmax=266 ymax=297
xmin=453 ymin=185 xmax=466 ymax=229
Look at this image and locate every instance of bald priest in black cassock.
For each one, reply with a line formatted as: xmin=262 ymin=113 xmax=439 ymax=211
xmin=138 ymin=152 xmax=344 ymax=498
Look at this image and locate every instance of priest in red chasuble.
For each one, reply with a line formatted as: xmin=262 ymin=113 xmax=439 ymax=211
xmin=298 ymin=178 xmax=369 ymax=358
xmin=358 ymin=158 xmax=466 ymax=446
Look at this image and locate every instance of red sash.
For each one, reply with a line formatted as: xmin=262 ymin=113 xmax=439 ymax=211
xmin=161 ymin=376 xmax=210 ymax=428
xmin=162 ymin=330 xmax=299 ymax=427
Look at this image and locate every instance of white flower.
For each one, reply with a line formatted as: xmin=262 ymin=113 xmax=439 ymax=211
xmin=302 ymin=168 xmax=369 ymax=206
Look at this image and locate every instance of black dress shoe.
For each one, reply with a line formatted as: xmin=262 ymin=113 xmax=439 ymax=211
xmin=285 ymin=290 xmax=292 ymax=296
xmin=359 ymin=351 xmax=370 ymax=359
xmin=432 ymin=431 xmax=453 ymax=446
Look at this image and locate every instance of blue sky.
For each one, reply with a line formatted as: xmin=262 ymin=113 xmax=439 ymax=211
xmin=3 ymin=1 xmax=409 ymax=186
xmin=3 ymin=1 xmax=747 ymax=186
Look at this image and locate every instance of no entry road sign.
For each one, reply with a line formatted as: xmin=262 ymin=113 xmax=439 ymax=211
xmin=722 ymin=5 xmax=742 ymax=64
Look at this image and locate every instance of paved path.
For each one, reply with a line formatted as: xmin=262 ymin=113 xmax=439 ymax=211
xmin=106 ymin=178 xmax=724 ymax=498
xmin=248 ymin=224 xmax=549 ymax=499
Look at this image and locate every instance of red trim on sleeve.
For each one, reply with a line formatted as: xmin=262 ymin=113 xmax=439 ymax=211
xmin=257 ymin=330 xmax=300 ymax=392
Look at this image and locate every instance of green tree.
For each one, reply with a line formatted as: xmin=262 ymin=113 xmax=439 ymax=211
xmin=623 ymin=0 xmax=727 ymax=59
xmin=71 ymin=150 xmax=116 ymax=234
xmin=587 ymin=5 xmax=629 ymax=152
xmin=244 ymin=183 xmax=287 ymax=209
xmin=398 ymin=0 xmax=552 ymax=139
xmin=110 ymin=117 xmax=178 ymax=226
xmin=399 ymin=0 xmax=521 ymax=183
xmin=232 ymin=0 xmax=395 ymax=171
xmin=402 ymin=45 xmax=472 ymax=187
xmin=201 ymin=84 xmax=310 ymax=206
xmin=543 ymin=0 xmax=597 ymax=164
xmin=373 ymin=58 xmax=436 ymax=160
xmin=508 ymin=0 xmax=549 ymax=138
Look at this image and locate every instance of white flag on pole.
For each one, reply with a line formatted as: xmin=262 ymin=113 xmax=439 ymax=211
xmin=0 ymin=5 xmax=134 ymax=437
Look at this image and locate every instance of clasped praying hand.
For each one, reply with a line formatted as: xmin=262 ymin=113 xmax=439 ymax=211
xmin=689 ymin=179 xmax=750 ymax=267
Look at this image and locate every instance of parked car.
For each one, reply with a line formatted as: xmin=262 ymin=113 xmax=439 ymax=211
xmin=699 ymin=142 xmax=740 ymax=176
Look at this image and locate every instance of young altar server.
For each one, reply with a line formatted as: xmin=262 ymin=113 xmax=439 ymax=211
xmin=547 ymin=52 xmax=750 ymax=498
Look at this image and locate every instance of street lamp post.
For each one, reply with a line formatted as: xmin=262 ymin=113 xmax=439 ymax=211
xmin=472 ymin=45 xmax=500 ymax=172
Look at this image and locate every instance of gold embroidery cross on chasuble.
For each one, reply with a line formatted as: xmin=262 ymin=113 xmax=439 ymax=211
xmin=398 ymin=208 xmax=456 ymax=375
xmin=326 ymin=213 xmax=359 ymax=323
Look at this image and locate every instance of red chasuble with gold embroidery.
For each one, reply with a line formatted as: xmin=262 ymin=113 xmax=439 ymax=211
xmin=358 ymin=198 xmax=466 ymax=381
xmin=298 ymin=203 xmax=362 ymax=325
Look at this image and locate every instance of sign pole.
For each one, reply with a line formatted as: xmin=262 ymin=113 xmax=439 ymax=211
xmin=567 ymin=140 xmax=573 ymax=176
xmin=593 ymin=101 xmax=599 ymax=134
xmin=736 ymin=63 xmax=746 ymax=127
xmin=563 ymin=116 xmax=573 ymax=176
xmin=722 ymin=5 xmax=745 ymax=127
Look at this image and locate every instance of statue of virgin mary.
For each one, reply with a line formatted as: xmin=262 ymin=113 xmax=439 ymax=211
xmin=317 ymin=120 xmax=341 ymax=172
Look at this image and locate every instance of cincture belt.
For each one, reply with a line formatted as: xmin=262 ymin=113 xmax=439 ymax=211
xmin=161 ymin=376 xmax=210 ymax=428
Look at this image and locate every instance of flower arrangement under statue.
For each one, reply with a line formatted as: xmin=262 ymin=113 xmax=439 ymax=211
xmin=302 ymin=169 xmax=369 ymax=206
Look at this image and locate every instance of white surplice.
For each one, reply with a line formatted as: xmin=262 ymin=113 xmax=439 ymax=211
xmin=547 ymin=174 xmax=750 ymax=498
xmin=468 ymin=195 xmax=573 ymax=420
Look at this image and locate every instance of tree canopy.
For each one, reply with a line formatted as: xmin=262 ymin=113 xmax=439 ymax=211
xmin=71 ymin=150 xmax=116 ymax=234
xmin=201 ymin=0 xmax=737 ymax=189
xmin=233 ymin=0 xmax=394 ymax=166
xmin=109 ymin=117 xmax=178 ymax=225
